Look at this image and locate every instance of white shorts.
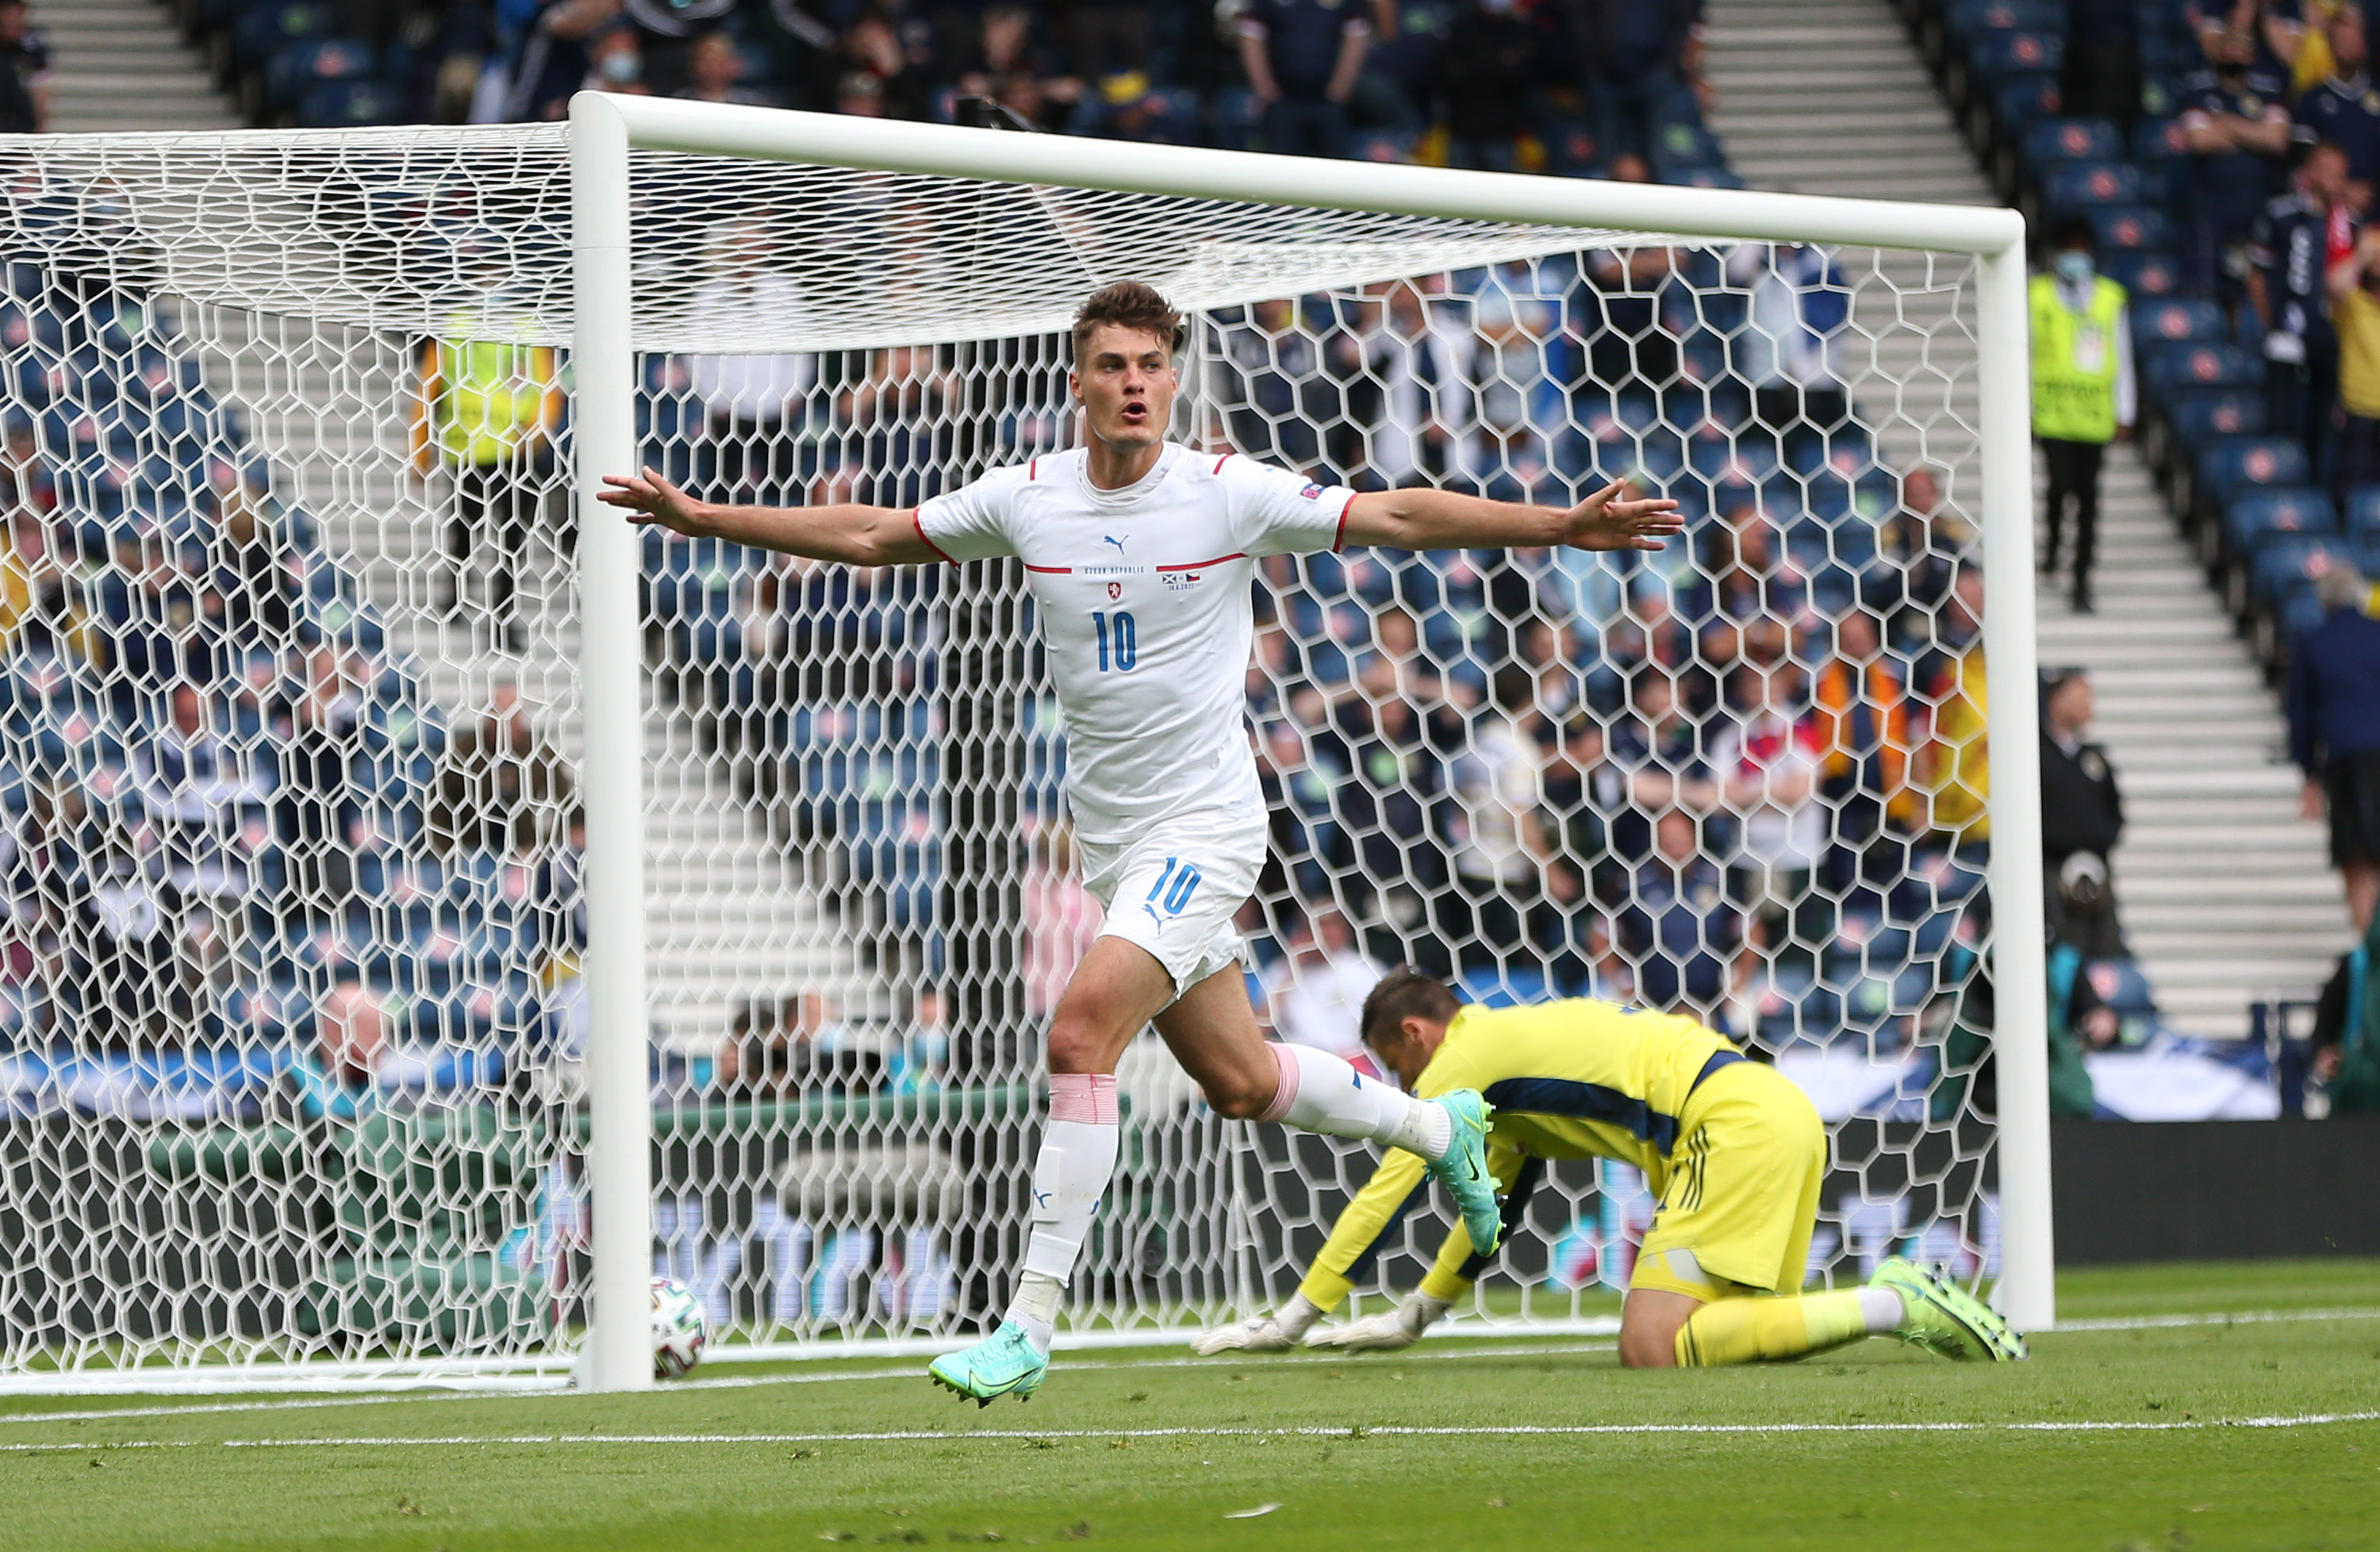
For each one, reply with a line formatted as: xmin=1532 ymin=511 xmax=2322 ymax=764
xmin=1077 ymin=809 xmax=1266 ymax=1004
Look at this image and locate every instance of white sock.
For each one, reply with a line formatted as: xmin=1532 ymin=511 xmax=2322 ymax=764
xmin=1003 ymin=1074 xmax=1121 ymax=1354
xmin=1861 ymin=1286 xmax=1910 ymax=1334
xmin=1257 ymin=1041 xmax=1453 ymax=1160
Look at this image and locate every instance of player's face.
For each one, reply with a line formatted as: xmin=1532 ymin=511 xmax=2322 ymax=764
xmin=1071 ymin=325 xmax=1177 ymax=451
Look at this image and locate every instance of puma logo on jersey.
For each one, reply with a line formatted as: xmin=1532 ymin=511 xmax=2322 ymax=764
xmin=1102 ymin=534 xmax=1129 ymax=557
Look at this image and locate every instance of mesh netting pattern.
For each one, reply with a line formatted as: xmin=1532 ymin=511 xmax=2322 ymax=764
xmin=0 ymin=128 xmax=2002 ymax=1381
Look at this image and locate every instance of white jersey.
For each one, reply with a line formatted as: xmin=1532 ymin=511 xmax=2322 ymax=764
xmin=916 ymin=444 xmax=1355 ymax=840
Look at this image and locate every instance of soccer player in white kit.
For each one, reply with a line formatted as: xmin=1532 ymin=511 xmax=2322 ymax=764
xmin=601 ymin=281 xmax=1681 ymax=1404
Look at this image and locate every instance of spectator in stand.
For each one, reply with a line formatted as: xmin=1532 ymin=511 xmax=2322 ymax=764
xmin=2294 ymin=7 xmax=2380 ymax=186
xmin=2032 ymin=216 xmax=2134 ymax=617
xmin=685 ymin=222 xmax=814 ymax=506
xmin=1917 ymin=567 xmax=1991 ymax=857
xmin=428 ymin=679 xmax=575 ymax=859
xmin=1610 ymin=806 xmax=1749 ymax=1033
xmin=835 ymin=67 xmax=886 ymax=117
xmin=414 ymin=272 xmax=565 ymax=651
xmin=1557 ymin=0 xmax=1710 ymax=167
xmin=493 ymin=0 xmax=622 ymax=122
xmin=2251 ymin=140 xmax=2353 ymax=477
xmin=1868 ymin=463 xmax=1966 ymax=652
xmin=1020 ymin=820 xmax=1102 ymax=1022
xmin=2327 ymin=223 xmax=2380 ymax=500
xmin=1262 ymin=907 xmax=1388 ymax=1062
xmin=1365 ymin=280 xmax=1473 ymax=486
xmin=298 ymin=978 xmax=390 ymax=1121
xmin=1579 ymin=239 xmax=1678 ymax=404
xmin=1726 ymin=241 xmax=1851 ymax=466
xmin=585 ymin=25 xmax=651 ymax=94
xmin=1449 ymin=664 xmax=1571 ymax=973
xmin=1238 ymin=0 xmax=1372 ymax=160
xmin=888 ymin=985 xmax=951 ymax=1096
xmin=1705 ymin=661 xmax=1825 ymax=972
xmin=0 ymin=0 xmax=49 ymax=134
xmin=2063 ymin=0 xmax=2141 ymax=128
xmin=2288 ymin=559 xmax=2380 ymax=931
xmin=1810 ymin=608 xmax=1916 ymax=892
xmin=1059 ymin=0 xmax=1152 ymax=84
xmin=2179 ymin=20 xmax=2294 ymax=305
xmin=839 ymin=10 xmax=929 ymax=120
xmin=676 ymin=29 xmax=778 ymax=108
xmin=1438 ymin=0 xmax=1545 ymax=173
xmin=2039 ymin=666 xmax=2128 ymax=958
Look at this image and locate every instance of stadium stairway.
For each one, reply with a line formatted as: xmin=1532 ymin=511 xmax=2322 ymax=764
xmin=182 ymin=307 xmax=847 ymax=1050
xmin=45 ymin=0 xmax=238 ymax=133
xmin=1706 ymin=0 xmax=2351 ymax=1036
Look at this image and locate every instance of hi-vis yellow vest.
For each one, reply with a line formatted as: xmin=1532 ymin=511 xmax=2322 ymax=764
xmin=2029 ymin=273 xmax=2125 ymax=444
xmin=427 ymin=335 xmax=554 ymax=468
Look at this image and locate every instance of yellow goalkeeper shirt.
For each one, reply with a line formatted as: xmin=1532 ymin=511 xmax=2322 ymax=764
xmin=1295 ymin=999 xmax=1743 ymax=1312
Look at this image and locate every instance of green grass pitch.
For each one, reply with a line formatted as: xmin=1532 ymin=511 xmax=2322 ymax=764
xmin=5 ymin=1260 xmax=2376 ymax=1552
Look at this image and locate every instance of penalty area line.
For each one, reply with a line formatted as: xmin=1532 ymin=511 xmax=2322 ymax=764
xmin=5 ymin=1411 xmax=2377 ymax=1454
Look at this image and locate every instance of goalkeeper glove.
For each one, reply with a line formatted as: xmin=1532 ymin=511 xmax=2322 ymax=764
xmin=1305 ymin=1293 xmax=1452 ymax=1354
xmin=1192 ymin=1293 xmax=1322 ymax=1355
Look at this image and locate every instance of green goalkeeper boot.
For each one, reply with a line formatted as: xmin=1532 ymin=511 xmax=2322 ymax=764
xmin=1424 ymin=1089 xmax=1502 ymax=1257
xmin=928 ymin=1320 xmax=1051 ymax=1407
xmin=1871 ymin=1257 xmax=2029 ymax=1362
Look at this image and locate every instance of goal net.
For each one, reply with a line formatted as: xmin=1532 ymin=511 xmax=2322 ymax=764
xmin=0 ymin=114 xmax=2041 ymax=1391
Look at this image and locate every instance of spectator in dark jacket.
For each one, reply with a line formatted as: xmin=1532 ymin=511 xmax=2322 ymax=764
xmin=1239 ymin=0 xmax=1372 ymax=159
xmin=1559 ymin=0 xmax=1706 ymax=166
xmin=2289 ymin=561 xmax=2380 ymax=931
xmin=1438 ymin=0 xmax=1545 ymax=172
xmin=2040 ymin=667 xmax=2127 ymax=958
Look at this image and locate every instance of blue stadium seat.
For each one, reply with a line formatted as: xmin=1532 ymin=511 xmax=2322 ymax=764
xmin=2144 ymin=340 xmax=2259 ymax=399
xmin=233 ymin=2 xmax=336 ymax=69
xmin=266 ymin=37 xmax=373 ymax=112
xmin=2040 ymin=159 xmax=2145 ymax=211
xmin=1971 ymin=30 xmax=2066 ymax=77
xmin=2023 ymin=117 xmax=2122 ymax=167
xmin=2099 ymin=248 xmax=2182 ymax=298
xmin=2085 ymin=203 xmax=2172 ymax=252
xmin=2132 ymin=115 xmax=2189 ymax=164
xmin=2251 ymin=533 xmax=2355 ymax=607
xmin=1944 ymin=0 xmax=2063 ymax=41
xmin=2198 ymin=436 xmax=2309 ymax=504
xmin=299 ymin=79 xmax=401 ymax=128
xmin=2130 ymin=296 xmax=2225 ymax=350
xmin=2345 ymin=486 xmax=2380 ymax=537
xmin=2163 ymin=386 xmax=2266 ymax=441
xmin=2226 ymin=486 xmax=2339 ymax=549
xmin=1992 ymin=75 xmax=2063 ymax=130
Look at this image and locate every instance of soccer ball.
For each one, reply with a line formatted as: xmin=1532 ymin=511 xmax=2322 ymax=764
xmin=651 ymin=1277 xmax=708 ymax=1379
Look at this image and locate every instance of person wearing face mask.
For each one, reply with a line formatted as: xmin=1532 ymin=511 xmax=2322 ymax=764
xmin=2030 ymin=217 xmax=2133 ymax=616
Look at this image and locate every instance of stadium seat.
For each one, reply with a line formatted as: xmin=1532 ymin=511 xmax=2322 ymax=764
xmin=2345 ymin=486 xmax=2380 ymax=537
xmin=1990 ymin=74 xmax=2062 ymax=133
xmin=2099 ymin=248 xmax=2182 ymax=298
xmin=1970 ymin=30 xmax=2066 ymax=78
xmin=2144 ymin=341 xmax=2259 ymax=401
xmin=2162 ymin=386 xmax=2266 ymax=442
xmin=2225 ymin=486 xmax=2339 ymax=549
xmin=232 ymin=1 xmax=337 ymax=69
xmin=2022 ymin=117 xmax=2122 ymax=169
xmin=2132 ymin=115 xmax=2190 ymax=165
xmin=2085 ymin=204 xmax=2172 ymax=252
xmin=299 ymin=79 xmax=401 ymax=128
xmin=265 ymin=38 xmax=374 ymax=113
xmin=2130 ymin=296 xmax=2225 ymax=351
xmin=1944 ymin=0 xmax=2063 ymax=42
xmin=2197 ymin=437 xmax=2309 ymax=506
xmin=2249 ymin=532 xmax=2354 ymax=607
xmin=2040 ymin=159 xmax=2144 ymax=212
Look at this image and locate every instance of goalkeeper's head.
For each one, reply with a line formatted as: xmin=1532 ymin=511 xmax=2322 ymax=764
xmin=1358 ymin=968 xmax=1463 ymax=1090
xmin=1070 ymin=280 xmax=1185 ymax=455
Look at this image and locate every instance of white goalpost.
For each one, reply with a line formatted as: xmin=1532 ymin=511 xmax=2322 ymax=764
xmin=562 ymin=94 xmax=2050 ymax=1393
xmin=0 ymin=98 xmax=2047 ymax=1396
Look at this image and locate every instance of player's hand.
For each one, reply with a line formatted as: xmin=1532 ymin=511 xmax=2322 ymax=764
xmin=598 ymin=466 xmax=712 ymax=536
xmin=1193 ymin=1316 xmax=1297 ymax=1355
xmin=1561 ymin=478 xmax=1683 ymax=553
xmin=1306 ymin=1293 xmax=1450 ymax=1354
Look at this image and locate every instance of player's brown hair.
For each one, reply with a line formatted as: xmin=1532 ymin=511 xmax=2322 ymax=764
xmin=1071 ymin=279 xmax=1187 ymax=361
xmin=1359 ymin=968 xmax=1463 ymax=1052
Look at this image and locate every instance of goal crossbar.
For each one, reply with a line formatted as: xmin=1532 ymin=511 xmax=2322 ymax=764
xmin=562 ymin=92 xmax=2051 ymax=1394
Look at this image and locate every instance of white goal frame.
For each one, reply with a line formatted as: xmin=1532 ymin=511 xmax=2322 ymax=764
xmin=564 ymin=90 xmax=2052 ymax=1393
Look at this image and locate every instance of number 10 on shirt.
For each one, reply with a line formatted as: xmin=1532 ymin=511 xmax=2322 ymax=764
xmin=1092 ymin=610 xmax=1137 ymax=671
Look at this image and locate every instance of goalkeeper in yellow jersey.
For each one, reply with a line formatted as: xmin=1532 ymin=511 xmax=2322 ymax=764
xmin=1197 ymin=971 xmax=2026 ymax=1368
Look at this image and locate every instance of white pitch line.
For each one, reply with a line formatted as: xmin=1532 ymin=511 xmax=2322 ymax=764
xmin=5 ymin=1306 xmax=2371 ymax=1427
xmin=2 ymin=1411 xmax=2377 ymax=1454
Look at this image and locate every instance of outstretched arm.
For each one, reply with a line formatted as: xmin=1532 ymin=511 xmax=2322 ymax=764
xmin=598 ymin=467 xmax=939 ymax=566
xmin=1340 ymin=478 xmax=1683 ymax=553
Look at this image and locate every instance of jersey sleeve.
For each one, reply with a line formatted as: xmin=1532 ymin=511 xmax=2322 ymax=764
xmin=1296 ymin=1147 xmax=1430 ymax=1313
xmin=1221 ymin=455 xmax=1357 ymax=557
xmin=913 ymin=464 xmax=1027 ymax=563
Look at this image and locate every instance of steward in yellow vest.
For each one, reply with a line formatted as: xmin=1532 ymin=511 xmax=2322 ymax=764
xmin=2029 ymin=216 xmax=2133 ymax=614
